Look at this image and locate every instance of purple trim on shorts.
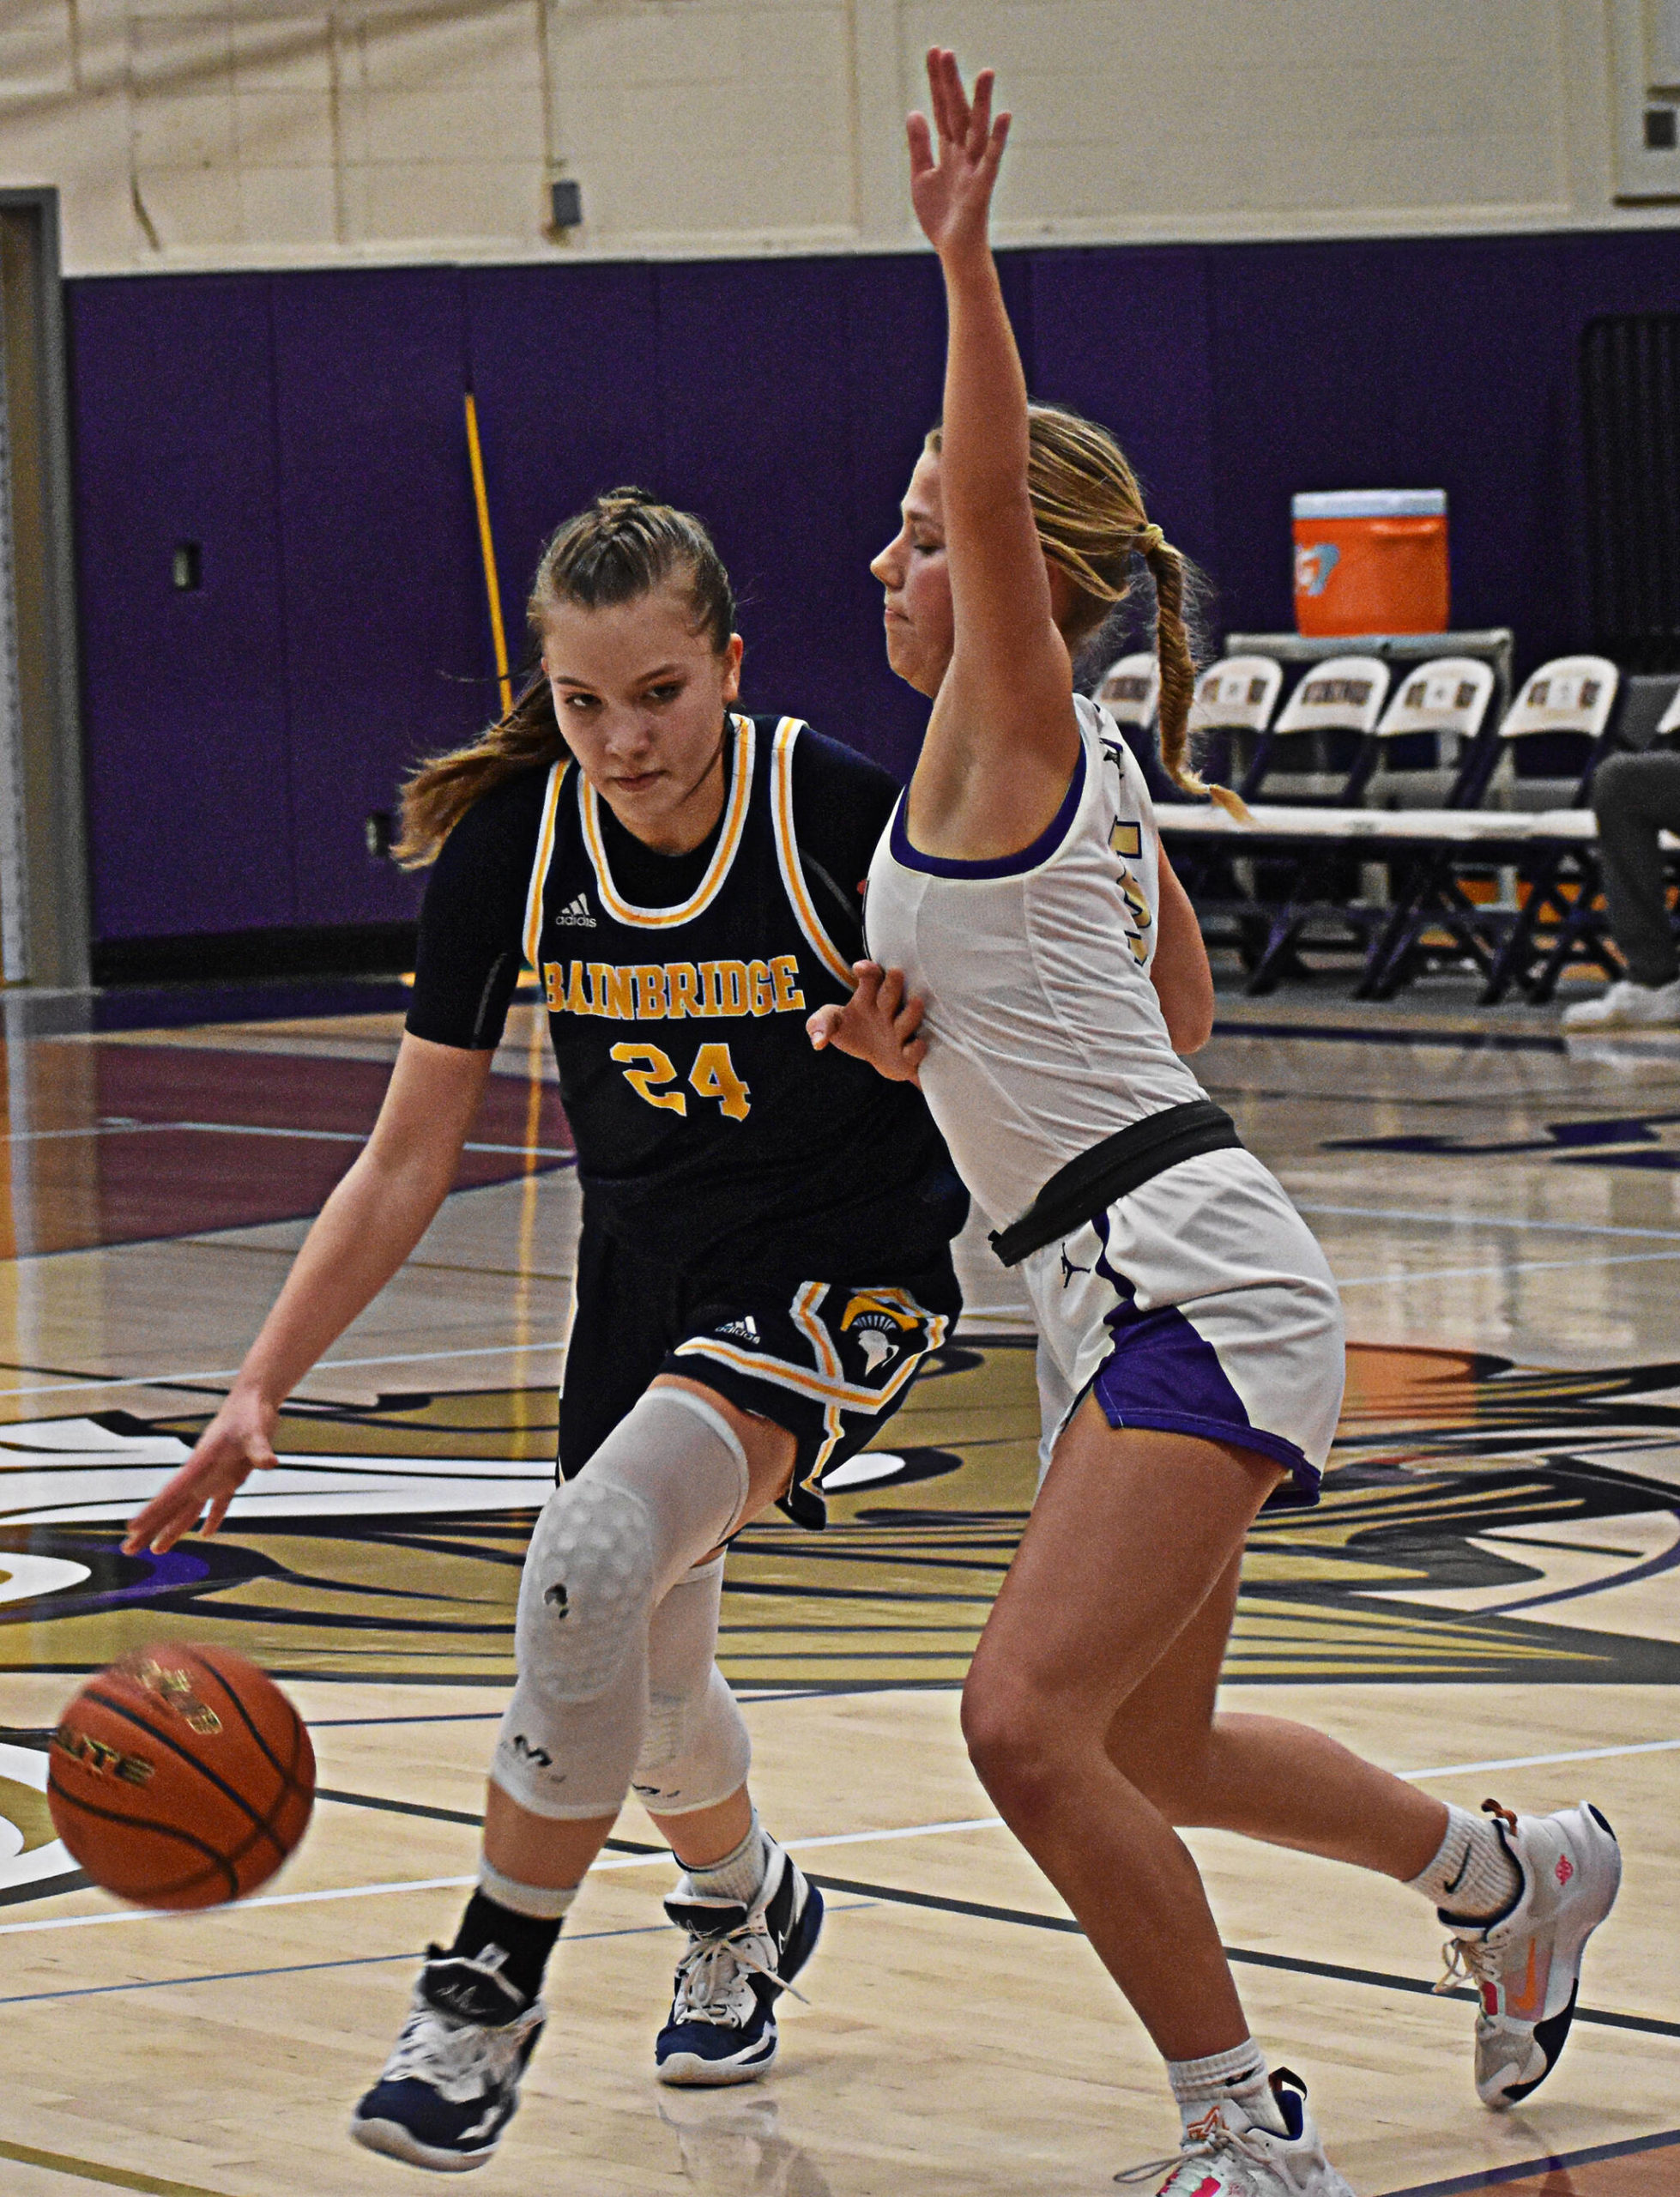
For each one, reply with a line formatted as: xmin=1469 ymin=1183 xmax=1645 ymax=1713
xmin=1087 ymin=1395 xmax=1321 ymax=1504
xmin=887 ymin=741 xmax=1086 ymax=879
xmin=1088 ymin=1214 xmax=1322 ymax=1507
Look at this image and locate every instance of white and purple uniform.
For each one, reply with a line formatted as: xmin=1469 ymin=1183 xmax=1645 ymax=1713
xmin=865 ymin=694 xmax=1345 ymax=1497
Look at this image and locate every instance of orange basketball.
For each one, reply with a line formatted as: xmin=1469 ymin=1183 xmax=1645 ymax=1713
xmin=46 ymin=1646 xmax=315 ymax=1910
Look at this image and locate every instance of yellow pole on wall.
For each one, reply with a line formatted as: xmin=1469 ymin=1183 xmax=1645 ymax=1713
xmin=463 ymin=390 xmax=514 ymax=717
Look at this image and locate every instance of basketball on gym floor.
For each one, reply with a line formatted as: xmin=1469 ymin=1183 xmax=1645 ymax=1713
xmin=47 ymin=1646 xmax=315 ymax=1910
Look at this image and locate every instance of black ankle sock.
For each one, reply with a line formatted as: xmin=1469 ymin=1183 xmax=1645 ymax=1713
xmin=449 ymin=1891 xmax=562 ymax=2004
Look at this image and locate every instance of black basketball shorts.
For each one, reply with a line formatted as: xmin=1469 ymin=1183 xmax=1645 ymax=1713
xmin=559 ymin=1222 xmax=962 ymax=1528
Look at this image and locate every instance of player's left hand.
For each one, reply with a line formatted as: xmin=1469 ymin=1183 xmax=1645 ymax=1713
xmin=807 ymin=961 xmax=928 ymax=1086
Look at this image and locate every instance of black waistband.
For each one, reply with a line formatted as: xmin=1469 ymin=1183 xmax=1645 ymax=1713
xmin=987 ymin=1098 xmax=1243 ymax=1268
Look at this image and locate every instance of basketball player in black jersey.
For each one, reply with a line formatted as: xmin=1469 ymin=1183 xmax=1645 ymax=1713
xmin=125 ymin=490 xmax=965 ymax=2171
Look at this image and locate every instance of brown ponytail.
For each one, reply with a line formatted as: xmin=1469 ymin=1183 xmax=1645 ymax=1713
xmin=396 ymin=487 xmax=736 ymax=865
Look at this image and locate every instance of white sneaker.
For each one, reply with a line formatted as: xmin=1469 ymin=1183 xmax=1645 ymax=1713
xmin=1562 ymin=975 xmax=1680 ymax=1029
xmin=1130 ymin=2073 xmax=1357 ymax=2196
xmin=1434 ymin=1800 xmax=1621 ymax=2109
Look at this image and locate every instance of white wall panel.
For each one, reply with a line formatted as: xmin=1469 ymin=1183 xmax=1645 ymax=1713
xmin=0 ymin=0 xmax=1665 ymax=275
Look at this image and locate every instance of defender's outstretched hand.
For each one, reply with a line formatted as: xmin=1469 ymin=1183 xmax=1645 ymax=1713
xmin=908 ymin=47 xmax=1010 ymax=260
xmin=807 ymin=962 xmax=928 ymax=1086
xmin=123 ymin=1389 xmax=281 ymax=1555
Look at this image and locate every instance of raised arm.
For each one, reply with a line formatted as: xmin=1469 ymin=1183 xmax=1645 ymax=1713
xmin=123 ymin=1033 xmax=494 ymax=1553
xmin=908 ymin=49 xmax=1080 ymax=856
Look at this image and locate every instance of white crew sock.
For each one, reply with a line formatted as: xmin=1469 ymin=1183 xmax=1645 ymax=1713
xmin=1408 ymin=1803 xmax=1521 ymax=1921
xmin=680 ymin=1807 xmax=771 ymax=1909
xmin=476 ymin=1857 xmax=579 ymax=1923
xmin=1166 ymin=2039 xmax=1287 ymax=2137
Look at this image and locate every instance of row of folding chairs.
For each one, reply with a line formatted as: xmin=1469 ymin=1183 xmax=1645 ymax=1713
xmin=1096 ymin=649 xmax=1680 ymax=1000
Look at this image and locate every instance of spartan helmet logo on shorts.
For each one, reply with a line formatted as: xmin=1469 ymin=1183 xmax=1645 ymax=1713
xmin=840 ymin=1291 xmax=922 ymax=1377
xmin=543 ymin=1581 xmax=570 ymax=1619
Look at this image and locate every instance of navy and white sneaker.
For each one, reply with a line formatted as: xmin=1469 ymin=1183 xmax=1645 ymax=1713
xmin=656 ymin=1841 xmax=824 ymax=2086
xmin=352 ymin=1945 xmax=545 ymax=2171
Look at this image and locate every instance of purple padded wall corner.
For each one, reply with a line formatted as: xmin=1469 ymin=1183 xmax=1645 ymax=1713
xmin=69 ymin=275 xmax=297 ymax=940
xmin=464 ymin=259 xmax=663 ymax=681
xmin=271 ymin=267 xmax=481 ymax=926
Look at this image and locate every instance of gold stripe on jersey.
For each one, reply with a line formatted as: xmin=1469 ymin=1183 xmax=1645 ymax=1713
xmin=579 ymin=714 xmax=755 ymax=929
xmin=522 ymin=760 xmax=571 ymax=969
xmin=672 ymin=1335 xmax=926 ymax=1414
xmin=790 ymin=1286 xmax=850 ymax=1480
xmin=674 ymin=1296 xmax=948 ymax=1415
xmin=771 ymin=718 xmax=855 ymax=987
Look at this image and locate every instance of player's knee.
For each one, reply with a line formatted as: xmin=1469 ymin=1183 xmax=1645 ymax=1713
xmin=516 ymin=1475 xmax=656 ymax=1704
xmin=632 ymin=1665 xmax=751 ymax=1815
xmin=960 ymin=1664 xmax=1073 ymax=1818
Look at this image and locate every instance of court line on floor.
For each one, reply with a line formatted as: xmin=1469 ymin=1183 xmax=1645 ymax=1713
xmin=1336 ymin=1247 xmax=1680 ymax=1288
xmin=1212 ymin=1020 xmax=1572 ymax=1056
xmin=0 ymin=1813 xmax=1007 ymax=1939
xmin=1377 ymin=2123 xmax=1680 ymax=2196
xmin=1292 ymin=1199 xmax=1680 ymax=1243
xmin=0 ymin=1336 xmax=568 ymax=1402
xmin=12 ymin=1733 xmax=1671 ymax=1936
xmin=5 ymin=1799 xmax=1675 ymax=2044
xmin=311 ymin=1786 xmax=1006 ymax=1852
xmin=795 ymin=1869 xmax=1680 ymax=2043
xmin=1399 ymin=1735 xmax=1680 ymax=1776
xmin=0 ymin=2138 xmax=233 ymax=2197
xmin=0 ymin=1901 xmax=881 ymax=2013
xmin=0 ymin=1119 xmax=574 ymax=1163
xmin=0 ymin=1926 xmax=649 ymax=2006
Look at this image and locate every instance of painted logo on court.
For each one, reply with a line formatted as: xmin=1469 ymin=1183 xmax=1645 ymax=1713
xmin=0 ymin=1740 xmax=82 ymax=1906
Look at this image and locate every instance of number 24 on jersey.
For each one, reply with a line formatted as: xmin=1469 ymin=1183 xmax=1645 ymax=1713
xmin=611 ymin=1040 xmax=751 ymax=1121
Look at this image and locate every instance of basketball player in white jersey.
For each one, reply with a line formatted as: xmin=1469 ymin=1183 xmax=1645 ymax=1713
xmin=813 ymin=50 xmax=1622 ymax=2197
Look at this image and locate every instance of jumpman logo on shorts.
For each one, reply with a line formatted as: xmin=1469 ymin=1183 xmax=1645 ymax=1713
xmin=1060 ymin=1247 xmax=1090 ymax=1288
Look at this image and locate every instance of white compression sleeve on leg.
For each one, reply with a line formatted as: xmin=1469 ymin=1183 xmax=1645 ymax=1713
xmin=493 ymin=1388 xmax=750 ymax=1819
xmin=631 ymin=1553 xmax=752 ymax=1816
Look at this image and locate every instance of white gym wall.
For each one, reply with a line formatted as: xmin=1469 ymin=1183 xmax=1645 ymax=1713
xmin=0 ymin=1 xmax=1665 ymax=276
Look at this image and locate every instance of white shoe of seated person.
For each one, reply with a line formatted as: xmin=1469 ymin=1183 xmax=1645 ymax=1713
xmin=1562 ymin=975 xmax=1680 ymax=1030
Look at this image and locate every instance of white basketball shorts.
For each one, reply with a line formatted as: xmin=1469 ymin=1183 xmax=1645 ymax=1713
xmin=1020 ymin=1147 xmax=1345 ymax=1503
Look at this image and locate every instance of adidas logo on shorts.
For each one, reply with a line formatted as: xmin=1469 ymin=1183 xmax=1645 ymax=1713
xmin=716 ymin=1316 xmax=761 ymax=1345
xmin=557 ymin=893 xmax=595 ymax=927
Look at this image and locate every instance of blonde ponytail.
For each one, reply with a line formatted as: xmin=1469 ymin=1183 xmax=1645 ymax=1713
xmin=928 ymin=405 xmax=1242 ymax=811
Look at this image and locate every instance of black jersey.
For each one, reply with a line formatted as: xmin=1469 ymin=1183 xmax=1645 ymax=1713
xmin=408 ymin=713 xmax=967 ymax=1282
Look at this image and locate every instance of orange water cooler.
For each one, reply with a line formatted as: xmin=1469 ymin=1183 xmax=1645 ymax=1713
xmin=1292 ymin=489 xmax=1449 ymax=636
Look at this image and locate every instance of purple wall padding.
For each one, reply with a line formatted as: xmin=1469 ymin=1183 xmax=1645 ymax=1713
xmin=68 ymin=227 xmax=1680 ymax=943
xmin=70 ymin=275 xmax=297 ymax=938
xmin=270 ymin=269 xmax=480 ymax=927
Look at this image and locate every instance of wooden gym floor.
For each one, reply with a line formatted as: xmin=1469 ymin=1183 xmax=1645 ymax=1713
xmin=0 ymin=975 xmax=1677 ymax=2197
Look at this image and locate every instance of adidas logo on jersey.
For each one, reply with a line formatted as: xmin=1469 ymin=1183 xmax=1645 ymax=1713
xmin=557 ymin=893 xmax=596 ymax=927
xmin=716 ymin=1315 xmax=761 ymax=1345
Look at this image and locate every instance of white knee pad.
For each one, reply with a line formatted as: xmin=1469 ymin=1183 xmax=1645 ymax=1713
xmin=493 ymin=1387 xmax=749 ymax=1819
xmin=631 ymin=1555 xmax=752 ymax=1816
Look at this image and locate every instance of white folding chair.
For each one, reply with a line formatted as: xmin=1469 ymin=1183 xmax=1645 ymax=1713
xmin=1374 ymin=657 xmax=1622 ymax=1001
xmin=1483 ymin=656 xmax=1620 ymax=813
xmin=1187 ymin=655 xmax=1282 ymax=793
xmin=1252 ymin=657 xmax=1391 ymax=802
xmin=1369 ymin=657 xmax=1496 ymax=808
